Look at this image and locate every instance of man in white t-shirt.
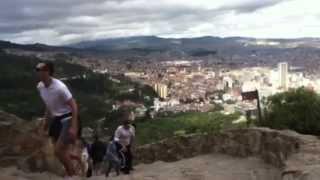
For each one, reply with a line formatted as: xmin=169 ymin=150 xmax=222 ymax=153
xmin=36 ymin=62 xmax=79 ymax=179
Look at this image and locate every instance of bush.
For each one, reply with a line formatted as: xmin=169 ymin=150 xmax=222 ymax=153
xmin=0 ymin=52 xmax=156 ymax=124
xmin=261 ymin=87 xmax=320 ymax=135
xmin=135 ymin=112 xmax=242 ymax=145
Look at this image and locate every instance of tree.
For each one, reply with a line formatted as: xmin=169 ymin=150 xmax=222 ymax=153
xmin=261 ymin=87 xmax=320 ymax=135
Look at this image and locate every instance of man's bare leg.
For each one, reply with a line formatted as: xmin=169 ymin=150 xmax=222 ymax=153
xmin=55 ymin=140 xmax=76 ymax=177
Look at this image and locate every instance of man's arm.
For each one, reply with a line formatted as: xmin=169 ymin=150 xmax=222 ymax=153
xmin=43 ymin=108 xmax=50 ymax=130
xmin=130 ymin=126 xmax=136 ymax=148
xmin=59 ymin=83 xmax=77 ymax=137
xmin=114 ymin=128 xmax=127 ymax=151
xmin=66 ymin=98 xmax=78 ymax=139
xmin=39 ymin=108 xmax=50 ymax=135
xmin=114 ymin=128 xmax=121 ymax=142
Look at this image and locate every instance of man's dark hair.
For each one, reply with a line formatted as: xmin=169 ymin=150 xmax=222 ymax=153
xmin=118 ymin=108 xmax=131 ymax=121
xmin=46 ymin=62 xmax=54 ymax=76
xmin=37 ymin=61 xmax=54 ymax=76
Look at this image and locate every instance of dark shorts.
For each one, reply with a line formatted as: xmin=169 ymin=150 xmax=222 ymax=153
xmin=49 ymin=112 xmax=78 ymax=144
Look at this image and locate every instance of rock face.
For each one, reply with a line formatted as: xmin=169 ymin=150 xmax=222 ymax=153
xmin=2 ymin=110 xmax=320 ymax=180
xmin=134 ymin=128 xmax=299 ymax=167
xmin=0 ymin=110 xmax=35 ymax=167
xmin=134 ymin=128 xmax=320 ymax=180
xmin=0 ymin=155 xmax=282 ymax=180
xmin=0 ymin=110 xmax=63 ymax=175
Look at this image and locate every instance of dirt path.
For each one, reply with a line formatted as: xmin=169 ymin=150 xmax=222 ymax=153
xmin=0 ymin=154 xmax=282 ymax=180
xmin=93 ymin=154 xmax=281 ymax=180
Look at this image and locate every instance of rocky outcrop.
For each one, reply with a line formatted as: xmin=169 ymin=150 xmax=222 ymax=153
xmin=0 ymin=110 xmax=34 ymax=167
xmin=3 ymin=110 xmax=320 ymax=180
xmin=0 ymin=111 xmax=63 ymax=175
xmin=134 ymin=128 xmax=320 ymax=180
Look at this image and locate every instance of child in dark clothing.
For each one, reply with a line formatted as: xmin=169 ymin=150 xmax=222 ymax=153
xmin=104 ymin=137 xmax=125 ymax=177
xmin=90 ymin=135 xmax=106 ymax=175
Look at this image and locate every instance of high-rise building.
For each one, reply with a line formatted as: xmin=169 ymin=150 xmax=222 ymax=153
xmin=198 ymin=65 xmax=202 ymax=72
xmin=153 ymin=83 xmax=168 ymax=99
xmin=278 ymin=62 xmax=288 ymax=90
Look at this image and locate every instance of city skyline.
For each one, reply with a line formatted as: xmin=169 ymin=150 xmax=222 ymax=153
xmin=0 ymin=0 xmax=319 ymax=45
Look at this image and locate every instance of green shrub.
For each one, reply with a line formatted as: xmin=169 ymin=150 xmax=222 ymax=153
xmin=261 ymin=87 xmax=320 ymax=135
xmin=0 ymin=52 xmax=156 ymax=124
xmin=135 ymin=112 xmax=242 ymax=145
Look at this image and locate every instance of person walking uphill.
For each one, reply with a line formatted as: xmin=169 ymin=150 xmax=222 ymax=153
xmin=114 ymin=111 xmax=135 ymax=174
xmin=90 ymin=134 xmax=106 ymax=175
xmin=36 ymin=62 xmax=80 ymax=180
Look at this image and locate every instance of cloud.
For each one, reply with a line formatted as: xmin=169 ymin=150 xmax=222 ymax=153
xmin=218 ymin=0 xmax=288 ymax=13
xmin=0 ymin=0 xmax=319 ymax=45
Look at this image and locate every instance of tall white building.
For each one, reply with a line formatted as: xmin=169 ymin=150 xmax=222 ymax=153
xmin=278 ymin=62 xmax=288 ymax=90
xmin=153 ymin=83 xmax=168 ymax=99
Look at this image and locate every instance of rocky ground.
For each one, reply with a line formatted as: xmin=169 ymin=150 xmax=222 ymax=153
xmin=105 ymin=154 xmax=281 ymax=180
xmin=0 ymin=154 xmax=280 ymax=180
xmin=2 ymin=110 xmax=320 ymax=180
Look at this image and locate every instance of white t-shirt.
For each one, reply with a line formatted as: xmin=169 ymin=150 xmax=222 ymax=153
xmin=114 ymin=125 xmax=135 ymax=146
xmin=37 ymin=78 xmax=73 ymax=117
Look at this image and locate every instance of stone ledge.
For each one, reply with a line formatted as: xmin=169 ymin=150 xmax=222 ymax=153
xmin=134 ymin=127 xmax=320 ymax=180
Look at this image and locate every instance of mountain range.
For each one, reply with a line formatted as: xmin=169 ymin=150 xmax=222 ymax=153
xmin=2 ymin=36 xmax=320 ymax=67
xmin=2 ymin=36 xmax=320 ymax=54
xmin=70 ymin=36 xmax=320 ymax=50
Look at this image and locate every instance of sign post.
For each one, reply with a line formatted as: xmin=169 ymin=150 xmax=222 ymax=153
xmin=241 ymin=90 xmax=262 ymax=124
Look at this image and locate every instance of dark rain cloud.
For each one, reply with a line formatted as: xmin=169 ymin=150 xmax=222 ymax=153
xmin=219 ymin=0 xmax=289 ymax=13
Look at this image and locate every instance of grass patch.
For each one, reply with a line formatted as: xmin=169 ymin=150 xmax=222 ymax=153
xmin=135 ymin=111 xmax=243 ymax=145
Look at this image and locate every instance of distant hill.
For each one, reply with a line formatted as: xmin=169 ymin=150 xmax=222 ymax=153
xmin=65 ymin=36 xmax=320 ymax=66
xmin=0 ymin=40 xmax=76 ymax=52
xmin=2 ymin=36 xmax=320 ymax=68
xmin=3 ymin=36 xmax=320 ymax=56
xmin=69 ymin=36 xmax=245 ymax=56
xmin=69 ymin=36 xmax=320 ymax=55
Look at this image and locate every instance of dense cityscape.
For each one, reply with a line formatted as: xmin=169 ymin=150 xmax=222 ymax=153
xmin=5 ymin=44 xmax=320 ymax=120
xmin=121 ymin=61 xmax=319 ymax=116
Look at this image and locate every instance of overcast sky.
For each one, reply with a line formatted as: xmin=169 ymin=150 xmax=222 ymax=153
xmin=0 ymin=0 xmax=319 ymax=45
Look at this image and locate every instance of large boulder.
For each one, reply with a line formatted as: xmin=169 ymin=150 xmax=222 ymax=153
xmin=19 ymin=141 xmax=64 ymax=175
xmin=0 ymin=111 xmax=63 ymax=174
xmin=0 ymin=110 xmax=24 ymax=147
xmin=134 ymin=128 xmax=320 ymax=180
xmin=0 ymin=110 xmax=32 ymax=167
xmin=135 ymin=128 xmax=300 ymax=167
